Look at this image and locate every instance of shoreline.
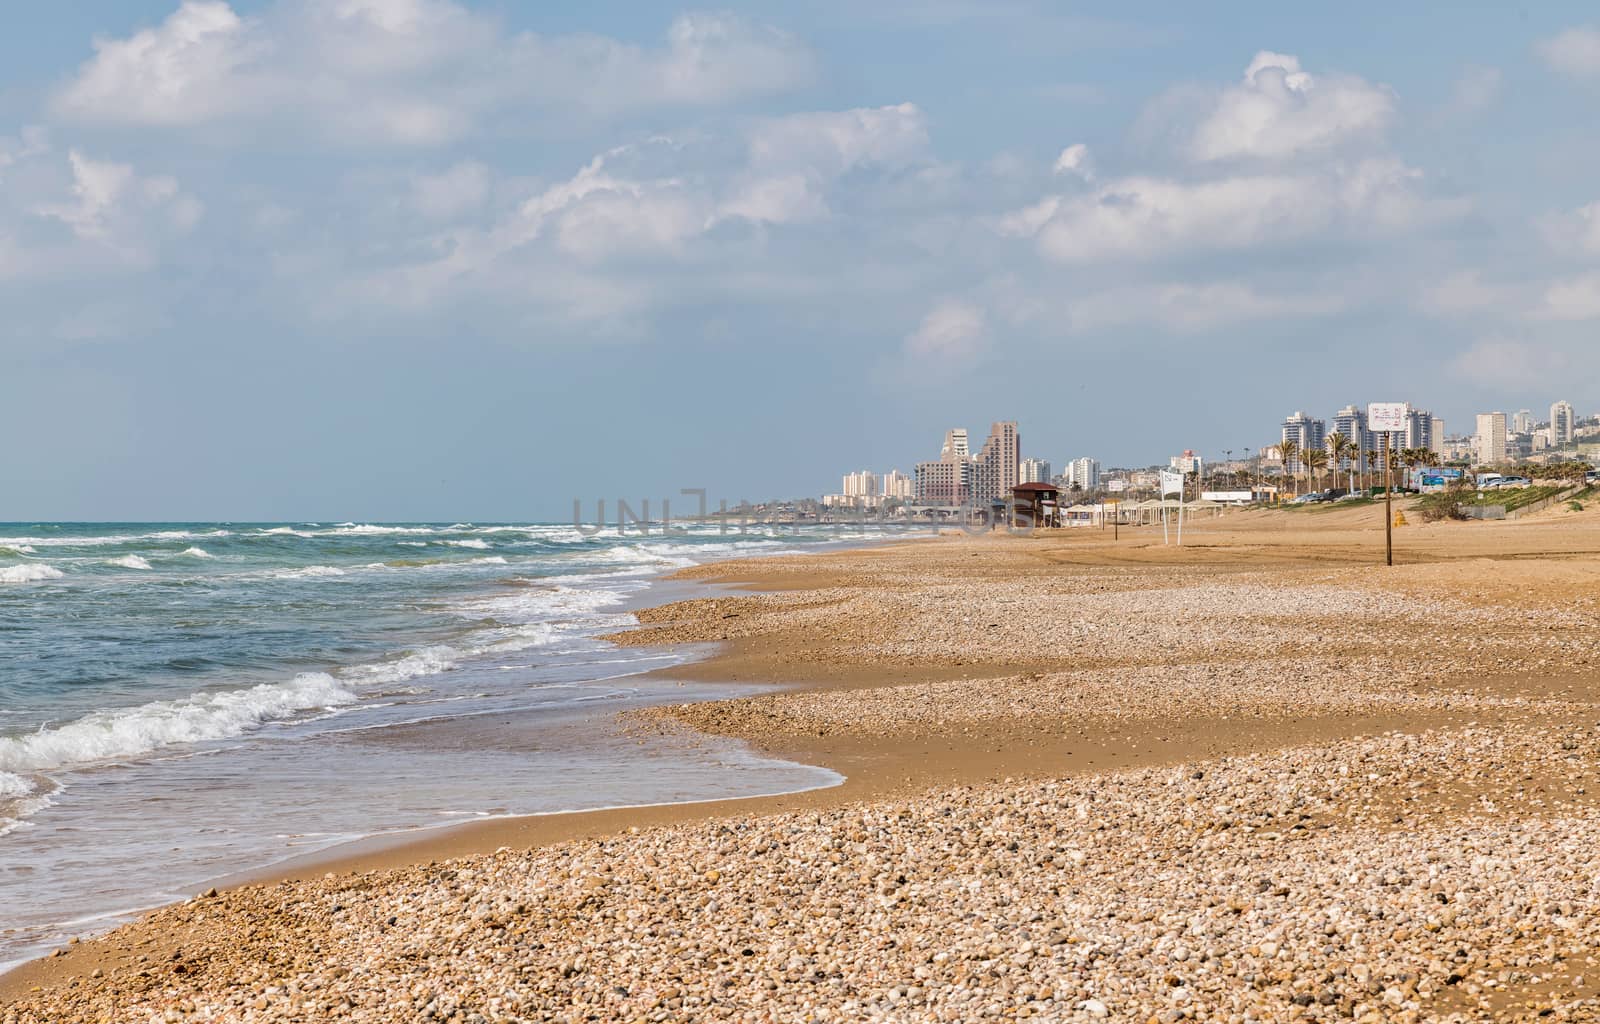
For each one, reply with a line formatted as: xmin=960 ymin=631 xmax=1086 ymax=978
xmin=8 ymin=511 xmax=1600 ymax=1019
xmin=0 ymin=534 xmax=927 ymax=997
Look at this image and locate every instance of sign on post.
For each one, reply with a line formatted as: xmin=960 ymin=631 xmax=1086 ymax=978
xmin=1368 ymin=402 xmax=1408 ymax=433
xmin=1159 ymin=470 xmax=1183 ymax=495
xmin=1367 ymin=402 xmax=1406 ymax=566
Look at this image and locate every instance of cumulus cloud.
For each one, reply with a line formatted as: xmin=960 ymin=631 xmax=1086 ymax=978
xmin=904 ymin=300 xmax=988 ymax=363
xmin=36 ymin=151 xmax=202 ymax=241
xmin=0 ymin=149 xmax=201 ymax=281
xmin=54 ymin=0 xmax=815 ymax=144
xmin=999 ymin=159 xmax=1463 ymax=263
xmin=1539 ymin=27 xmax=1600 ymax=79
xmin=1052 ymin=143 xmax=1092 ymax=179
xmin=1190 ymin=51 xmax=1394 ymax=162
xmin=1536 ymin=272 xmax=1600 ymax=321
xmin=723 ymin=103 xmax=930 ymax=225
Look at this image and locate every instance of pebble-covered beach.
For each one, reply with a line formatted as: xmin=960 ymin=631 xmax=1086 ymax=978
xmin=9 ymin=518 xmax=1600 ymax=1023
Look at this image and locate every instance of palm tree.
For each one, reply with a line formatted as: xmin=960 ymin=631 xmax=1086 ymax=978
xmin=1326 ymin=432 xmax=1352 ymax=492
xmin=1365 ymin=449 xmax=1382 ymax=492
xmin=1304 ymin=447 xmax=1329 ymax=492
xmin=1279 ymin=439 xmax=1300 ymax=496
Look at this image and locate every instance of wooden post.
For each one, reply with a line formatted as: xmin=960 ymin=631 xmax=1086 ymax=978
xmin=1384 ymin=432 xmax=1393 ymax=567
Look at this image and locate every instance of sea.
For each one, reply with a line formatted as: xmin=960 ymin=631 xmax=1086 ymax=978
xmin=0 ymin=521 xmax=912 ymax=970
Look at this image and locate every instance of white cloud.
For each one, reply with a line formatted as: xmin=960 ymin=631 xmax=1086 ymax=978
xmin=1001 ymin=159 xmax=1462 ymax=263
xmin=904 ymin=300 xmax=988 ymax=363
xmin=1052 ymin=143 xmax=1092 ymax=179
xmin=54 ymin=1 xmax=815 ymax=144
xmin=745 ymin=103 xmax=929 ymax=178
xmin=0 ymin=127 xmax=51 ymax=181
xmin=722 ymin=103 xmax=929 ymax=225
xmin=36 ymin=151 xmax=202 ymax=244
xmin=1539 ymin=27 xmax=1600 ymax=79
xmin=1536 ymin=272 xmax=1600 ymax=320
xmin=1190 ymin=51 xmax=1394 ymax=162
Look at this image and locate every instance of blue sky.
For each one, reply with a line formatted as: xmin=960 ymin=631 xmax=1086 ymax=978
xmin=3 ymin=1 xmax=1598 ymax=520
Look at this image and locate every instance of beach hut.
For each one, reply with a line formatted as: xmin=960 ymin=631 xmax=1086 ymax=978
xmin=1009 ymin=482 xmax=1060 ymax=528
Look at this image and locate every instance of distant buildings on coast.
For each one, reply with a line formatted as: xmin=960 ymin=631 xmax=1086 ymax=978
xmin=819 ymin=396 xmax=1597 ymax=513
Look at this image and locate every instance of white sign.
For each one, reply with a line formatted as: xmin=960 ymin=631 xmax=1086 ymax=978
xmin=1160 ymin=470 xmax=1183 ymax=496
xmin=1107 ymin=479 xmax=1126 ymax=493
xmin=1368 ymin=402 xmax=1408 ymax=433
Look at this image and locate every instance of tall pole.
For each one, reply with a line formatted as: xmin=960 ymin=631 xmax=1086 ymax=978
xmin=1384 ymin=432 xmax=1393 ymax=567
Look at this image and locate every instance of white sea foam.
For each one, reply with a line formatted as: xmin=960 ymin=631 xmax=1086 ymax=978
xmin=0 ymin=771 xmax=33 ymax=801
xmin=107 ymin=555 xmax=153 ymax=570
xmin=0 ymin=564 xmax=64 ymax=584
xmin=180 ymin=547 xmax=213 ymax=558
xmin=440 ymin=539 xmax=490 ymax=549
xmin=261 ymin=527 xmax=313 ymax=538
xmin=0 ymin=673 xmax=358 ymax=777
xmin=270 ymin=565 xmax=346 ymax=579
xmin=343 ymin=646 xmax=459 ymax=686
xmin=0 ymin=544 xmax=36 ymax=555
xmin=331 ymin=524 xmax=438 ymax=536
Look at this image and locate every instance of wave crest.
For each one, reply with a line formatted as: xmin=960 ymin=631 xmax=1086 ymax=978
xmin=0 ymin=673 xmax=358 ymax=777
xmin=0 ymin=564 xmax=64 ymax=584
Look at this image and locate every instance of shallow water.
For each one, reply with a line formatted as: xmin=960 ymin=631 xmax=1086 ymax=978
xmin=0 ymin=521 xmax=908 ymax=968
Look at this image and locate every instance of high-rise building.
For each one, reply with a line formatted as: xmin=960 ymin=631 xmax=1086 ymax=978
xmin=1019 ymin=458 xmax=1052 ymax=485
xmin=1513 ymin=410 xmax=1533 ymax=435
xmin=1066 ymin=457 xmax=1101 ymax=490
xmin=914 ymin=460 xmax=971 ymax=504
xmin=1475 ymin=412 xmax=1508 ymax=465
xmin=1331 ymin=405 xmax=1370 ymax=469
xmin=1552 ymin=401 xmax=1576 ymax=447
xmin=1281 ymin=412 xmax=1326 ymax=473
xmin=881 ymin=470 xmax=914 ymax=499
xmin=1431 ymin=418 xmax=1445 ymax=456
xmin=916 ymin=426 xmax=977 ymax=504
xmin=1405 ymin=409 xmax=1437 ymax=453
xmin=841 ymin=470 xmax=879 ymax=499
xmin=972 ymin=421 xmax=1020 ymax=503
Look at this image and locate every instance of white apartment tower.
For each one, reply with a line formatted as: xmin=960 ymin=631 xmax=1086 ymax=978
xmin=881 ymin=470 xmax=914 ymax=499
xmin=1019 ymin=458 xmax=1052 ymax=485
xmin=841 ymin=471 xmax=879 ymax=499
xmin=940 ymin=429 xmax=970 ymax=461
xmin=1513 ymin=410 xmax=1533 ymax=435
xmin=1475 ymin=412 xmax=1508 ymax=465
xmin=1405 ymin=409 xmax=1437 ymax=453
xmin=1552 ymin=401 xmax=1576 ymax=447
xmin=1281 ymin=411 xmax=1326 ymax=472
xmin=1331 ymin=405 xmax=1369 ymax=469
xmin=1067 ymin=457 xmax=1101 ymax=490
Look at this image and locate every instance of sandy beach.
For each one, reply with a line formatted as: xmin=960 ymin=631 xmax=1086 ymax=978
xmin=7 ymin=502 xmax=1600 ymax=1022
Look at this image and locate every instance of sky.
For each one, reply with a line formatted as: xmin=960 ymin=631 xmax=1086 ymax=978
xmin=3 ymin=1 xmax=1599 ymax=520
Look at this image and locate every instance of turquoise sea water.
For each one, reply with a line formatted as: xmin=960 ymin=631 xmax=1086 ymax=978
xmin=0 ymin=521 xmax=909 ymax=967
